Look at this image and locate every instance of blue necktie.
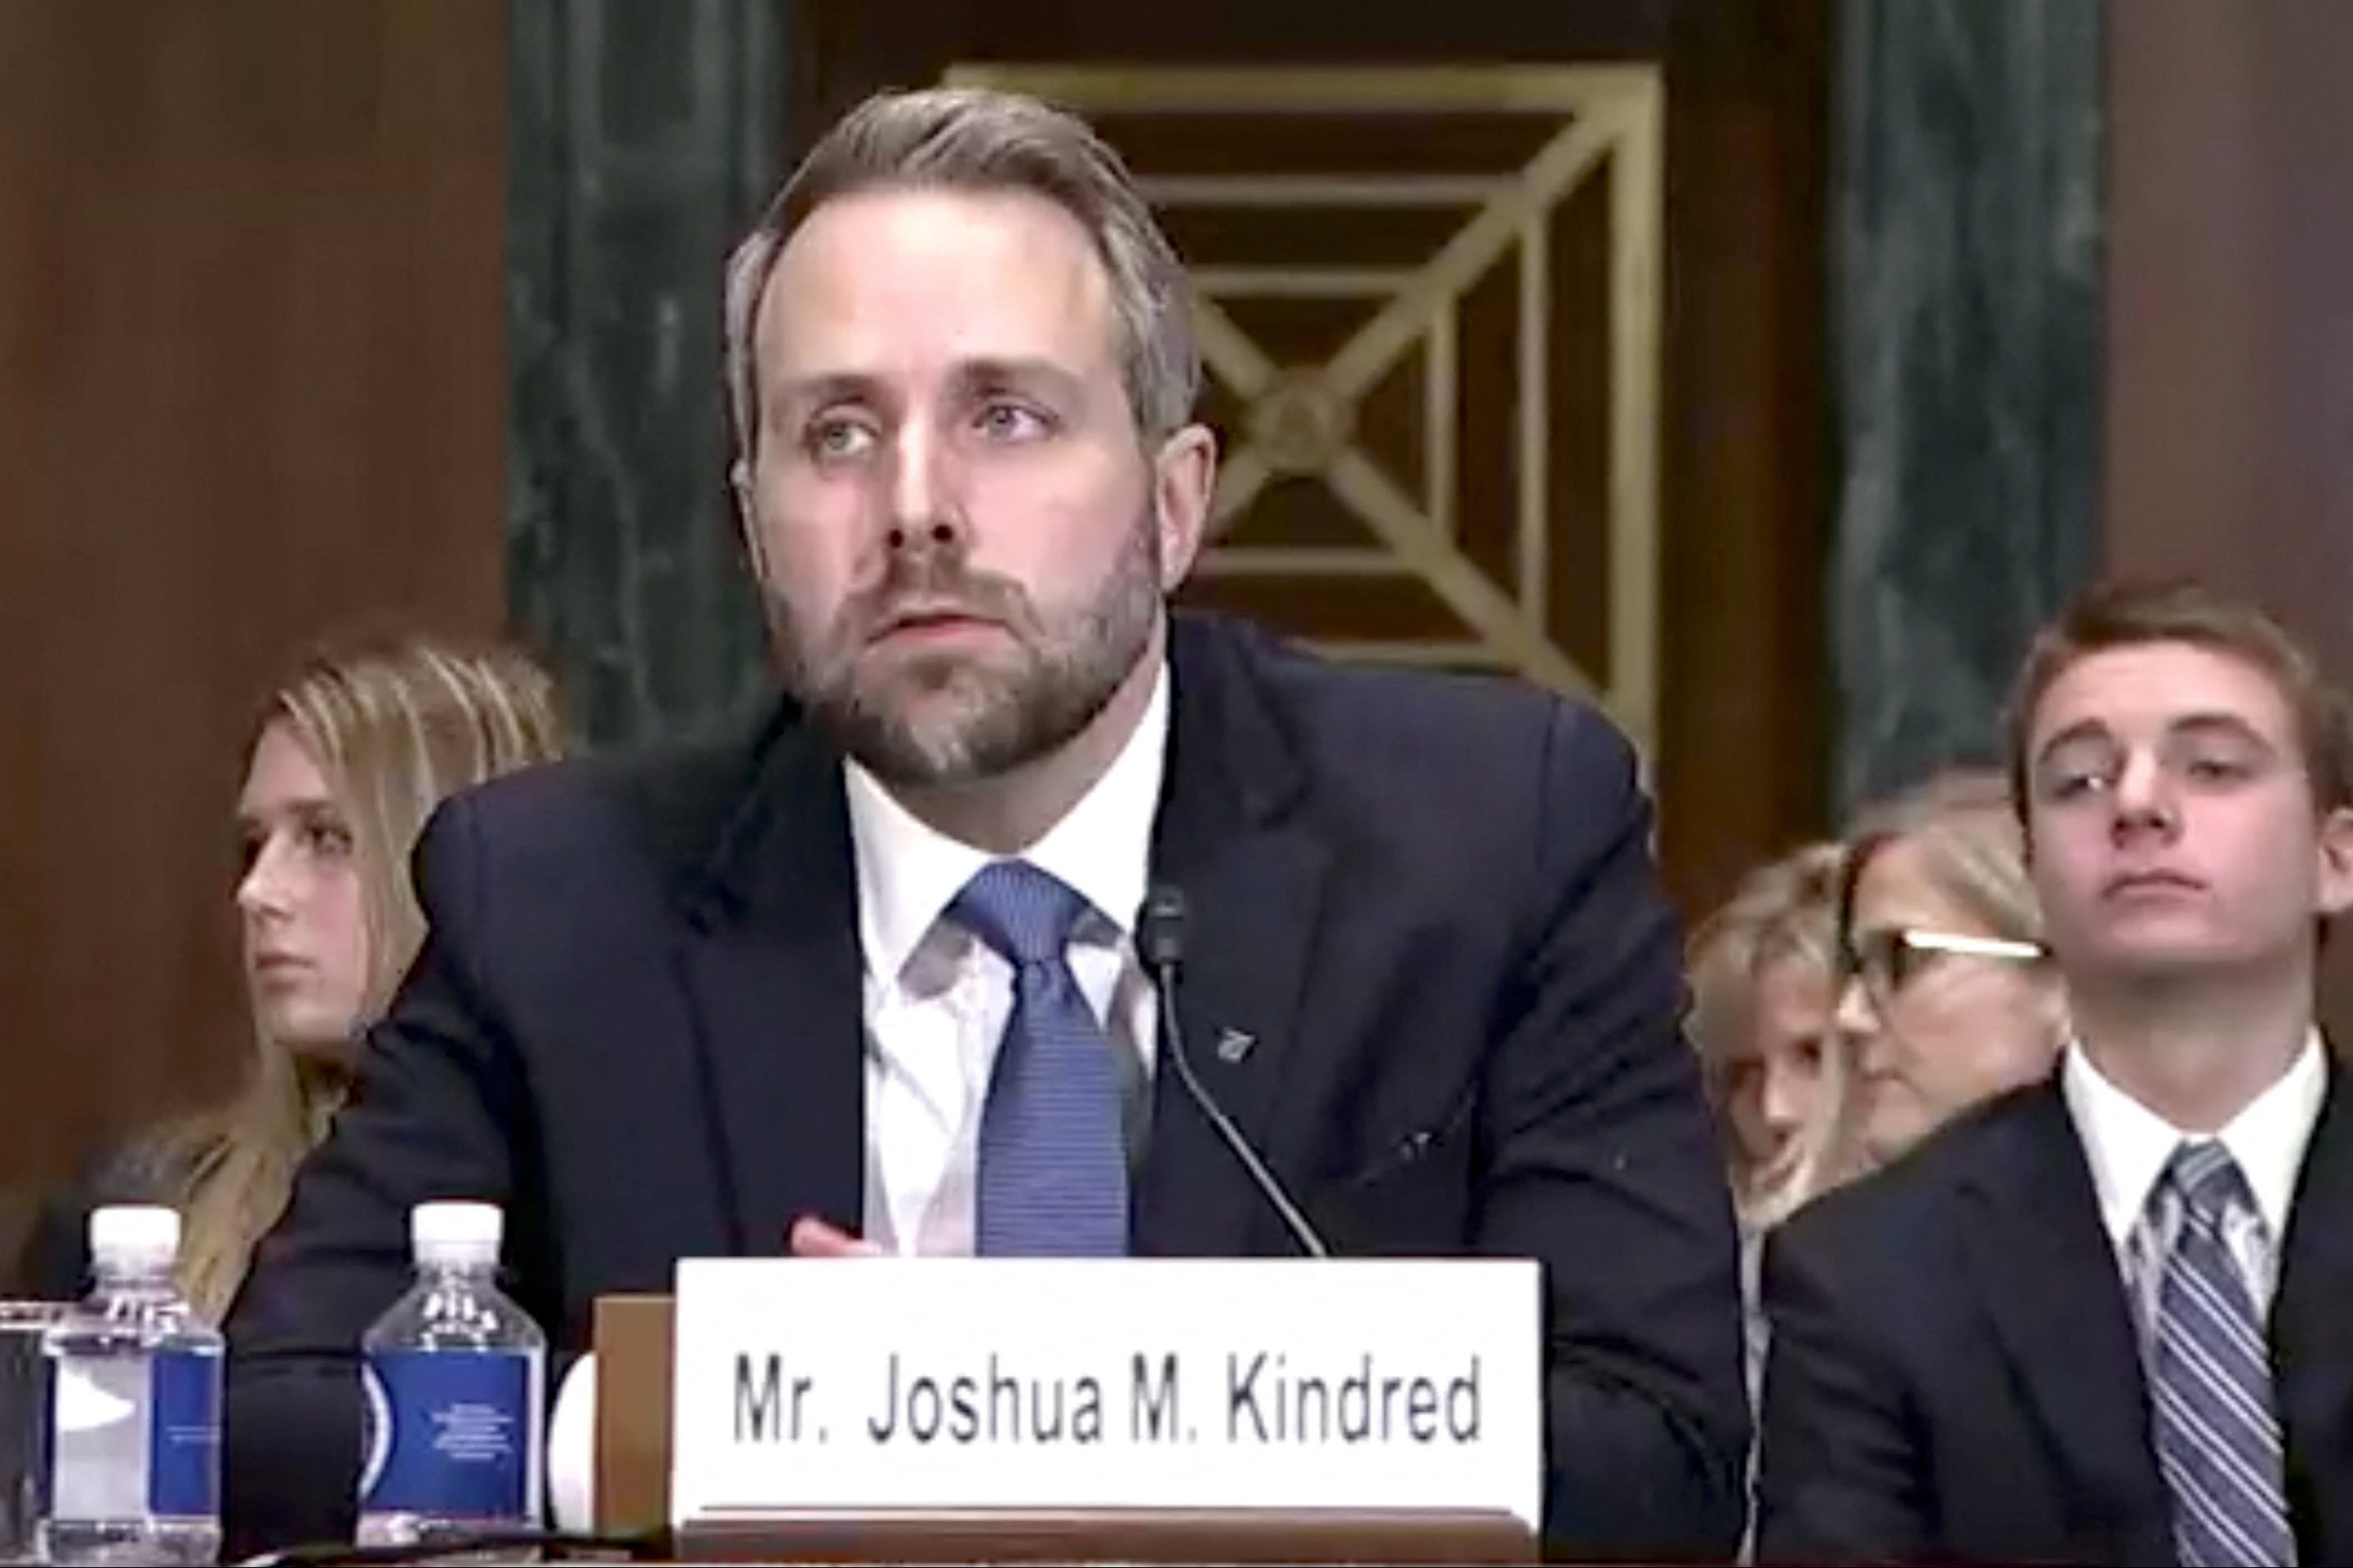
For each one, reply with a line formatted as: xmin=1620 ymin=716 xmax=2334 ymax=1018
xmin=953 ymin=860 xmax=1128 ymax=1257
xmin=2150 ymin=1140 xmax=2295 ymax=1567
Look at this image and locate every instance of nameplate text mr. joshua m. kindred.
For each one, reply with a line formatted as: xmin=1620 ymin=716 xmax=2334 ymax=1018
xmin=668 ymin=1257 xmax=1540 ymax=1529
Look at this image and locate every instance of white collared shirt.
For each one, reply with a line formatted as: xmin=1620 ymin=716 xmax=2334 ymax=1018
xmin=842 ymin=662 xmax=1168 ymax=1255
xmin=2061 ymin=1031 xmax=2327 ymax=1354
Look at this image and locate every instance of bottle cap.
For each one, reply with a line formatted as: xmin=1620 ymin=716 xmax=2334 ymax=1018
xmin=412 ymin=1200 xmax=502 ymax=1266
xmin=88 ymin=1205 xmax=180 ymax=1271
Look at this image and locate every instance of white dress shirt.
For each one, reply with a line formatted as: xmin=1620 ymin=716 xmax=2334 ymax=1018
xmin=847 ymin=659 xmax=1166 ymax=1255
xmin=548 ymin=662 xmax=1170 ymax=1529
xmin=2061 ymin=1031 xmax=2327 ymax=1358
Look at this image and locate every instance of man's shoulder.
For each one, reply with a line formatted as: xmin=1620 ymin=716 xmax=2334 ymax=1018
xmin=1773 ymin=1082 xmax=2059 ymax=1284
xmin=1176 ymin=611 xmax=1636 ymax=782
xmin=436 ymin=698 xmax=791 ymax=897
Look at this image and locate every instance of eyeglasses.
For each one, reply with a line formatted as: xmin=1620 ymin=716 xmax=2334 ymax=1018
xmin=1843 ymin=926 xmax=2046 ymax=999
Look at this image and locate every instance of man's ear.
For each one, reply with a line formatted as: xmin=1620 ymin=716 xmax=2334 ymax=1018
xmin=731 ymin=456 xmax=768 ymax=579
xmin=2317 ymin=805 xmax=2353 ymax=917
xmin=1149 ymin=423 xmax=1218 ymax=592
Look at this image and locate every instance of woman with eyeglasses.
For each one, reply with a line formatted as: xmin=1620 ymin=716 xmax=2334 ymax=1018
xmin=1836 ymin=768 xmax=2065 ymax=1166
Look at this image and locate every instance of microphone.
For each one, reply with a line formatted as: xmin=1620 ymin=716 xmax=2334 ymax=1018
xmin=1137 ymin=884 xmax=1329 ymax=1259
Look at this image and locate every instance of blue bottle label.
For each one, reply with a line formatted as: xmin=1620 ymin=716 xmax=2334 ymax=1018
xmin=360 ymin=1349 xmax=535 ymax=1520
xmin=147 ymin=1349 xmax=222 ymax=1517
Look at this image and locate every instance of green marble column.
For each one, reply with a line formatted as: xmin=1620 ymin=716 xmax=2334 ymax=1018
xmin=1829 ymin=0 xmax=2104 ymax=814
xmin=507 ymin=0 xmax=786 ymax=748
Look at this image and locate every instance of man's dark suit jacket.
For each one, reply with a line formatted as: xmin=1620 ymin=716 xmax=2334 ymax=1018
xmin=221 ymin=611 xmax=1749 ymax=1561
xmin=1756 ymin=1068 xmax=2353 ymax=1566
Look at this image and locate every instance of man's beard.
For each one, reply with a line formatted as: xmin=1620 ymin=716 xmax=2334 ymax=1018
xmin=767 ymin=517 xmax=1161 ymax=787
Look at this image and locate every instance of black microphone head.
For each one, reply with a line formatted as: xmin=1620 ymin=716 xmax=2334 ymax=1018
xmin=1138 ymin=883 xmax=1187 ymax=968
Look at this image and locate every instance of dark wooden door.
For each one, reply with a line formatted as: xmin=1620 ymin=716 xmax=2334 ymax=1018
xmin=780 ymin=0 xmax=1833 ymax=925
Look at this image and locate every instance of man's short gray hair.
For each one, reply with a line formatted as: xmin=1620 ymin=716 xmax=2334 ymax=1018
xmin=723 ymin=85 xmax=1202 ymax=459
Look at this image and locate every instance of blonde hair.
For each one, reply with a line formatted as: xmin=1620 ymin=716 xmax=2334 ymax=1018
xmin=162 ymin=634 xmax=566 ymax=1321
xmin=1839 ymin=766 xmax=2046 ymax=960
xmin=1686 ymin=842 xmax=1858 ymax=1228
xmin=722 ymin=85 xmax=1201 ymax=458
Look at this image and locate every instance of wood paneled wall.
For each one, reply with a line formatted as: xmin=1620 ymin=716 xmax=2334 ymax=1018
xmin=2104 ymin=0 xmax=2353 ymax=1030
xmin=0 ymin=1 xmax=508 ymax=1197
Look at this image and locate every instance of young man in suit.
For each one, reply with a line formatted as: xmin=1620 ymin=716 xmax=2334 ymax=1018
xmin=220 ymin=86 xmax=1749 ymax=1559
xmin=1756 ymin=579 xmax=2353 ymax=1566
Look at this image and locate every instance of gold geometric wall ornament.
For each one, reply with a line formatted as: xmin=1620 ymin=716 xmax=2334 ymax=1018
xmin=941 ymin=65 xmax=1665 ymax=760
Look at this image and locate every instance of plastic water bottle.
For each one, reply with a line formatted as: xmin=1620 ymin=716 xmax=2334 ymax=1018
xmin=40 ymin=1204 xmax=223 ymax=1566
xmin=356 ymin=1200 xmax=547 ymax=1559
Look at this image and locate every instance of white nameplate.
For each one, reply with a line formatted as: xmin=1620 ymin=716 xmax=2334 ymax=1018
xmin=669 ymin=1257 xmax=1541 ymax=1530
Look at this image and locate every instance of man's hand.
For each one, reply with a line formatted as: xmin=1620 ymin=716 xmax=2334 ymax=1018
xmin=789 ymin=1215 xmax=880 ymax=1257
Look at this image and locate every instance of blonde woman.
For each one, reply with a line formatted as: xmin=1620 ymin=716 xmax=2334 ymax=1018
xmin=1689 ymin=842 xmax=1863 ymax=1229
xmin=20 ymin=634 xmax=566 ymax=1320
xmin=1686 ymin=842 xmax=1865 ymax=1409
xmin=1834 ymin=766 xmax=2065 ymax=1166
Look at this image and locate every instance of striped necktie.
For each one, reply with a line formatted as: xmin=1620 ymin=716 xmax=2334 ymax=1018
xmin=2149 ymin=1139 xmax=2295 ymax=1567
xmin=953 ymin=860 xmax=1129 ymax=1257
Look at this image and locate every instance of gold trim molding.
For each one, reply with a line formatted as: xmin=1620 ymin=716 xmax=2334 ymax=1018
xmin=944 ymin=64 xmax=1664 ymax=762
